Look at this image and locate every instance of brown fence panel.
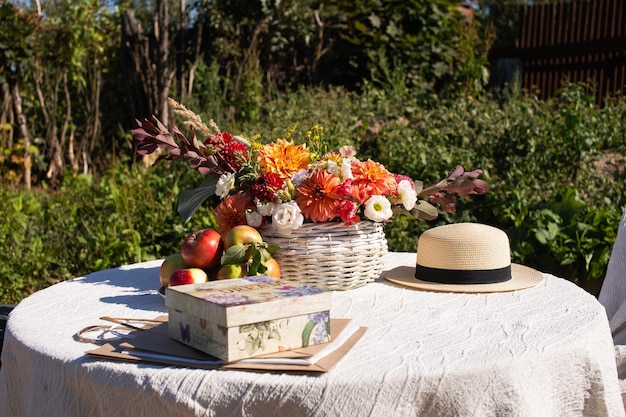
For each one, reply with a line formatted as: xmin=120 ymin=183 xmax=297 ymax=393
xmin=517 ymin=0 xmax=626 ymax=105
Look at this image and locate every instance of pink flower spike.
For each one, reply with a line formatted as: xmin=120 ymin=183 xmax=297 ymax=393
xmin=336 ymin=179 xmax=353 ymax=198
xmin=337 ymin=200 xmax=360 ymax=225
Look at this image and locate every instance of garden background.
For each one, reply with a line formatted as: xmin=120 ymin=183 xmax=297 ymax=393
xmin=1 ymin=0 xmax=625 ymax=304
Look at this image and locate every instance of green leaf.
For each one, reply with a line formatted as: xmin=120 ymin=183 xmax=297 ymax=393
xmin=239 ymin=324 xmax=254 ymax=333
xmin=248 ymin=248 xmax=263 ymax=275
xmin=259 ymin=247 xmax=272 ymax=262
xmin=269 ymin=329 xmax=281 ymax=341
xmin=266 ymin=244 xmax=281 ymax=256
xmin=248 ymin=338 xmax=261 ymax=354
xmin=354 ymin=20 xmax=368 ymax=32
xmin=413 ymin=200 xmax=439 ymax=221
xmin=301 ymin=321 xmax=316 ymax=347
xmin=256 ymin=262 xmax=268 ymax=275
xmin=414 ymin=180 xmax=424 ymax=195
xmin=221 ymin=244 xmax=248 ymax=265
xmin=535 ymin=222 xmax=559 ymax=244
xmin=177 ymin=176 xmax=217 ymax=222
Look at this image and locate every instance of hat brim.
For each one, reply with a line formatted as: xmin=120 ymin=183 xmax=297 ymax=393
xmin=384 ymin=263 xmax=544 ymax=293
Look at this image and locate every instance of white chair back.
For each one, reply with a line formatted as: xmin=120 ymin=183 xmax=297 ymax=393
xmin=599 ymin=210 xmax=626 ymax=346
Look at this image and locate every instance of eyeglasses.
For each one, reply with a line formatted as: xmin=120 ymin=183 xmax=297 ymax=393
xmin=76 ymin=316 xmax=166 ymax=344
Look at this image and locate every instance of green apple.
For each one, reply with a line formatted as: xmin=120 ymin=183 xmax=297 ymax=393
xmin=159 ymin=253 xmax=189 ymax=288
xmin=216 ymin=264 xmax=245 ymax=280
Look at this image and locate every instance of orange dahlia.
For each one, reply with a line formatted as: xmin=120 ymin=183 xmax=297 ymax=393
xmin=214 ymin=192 xmax=256 ymax=235
xmin=350 ymin=159 xmax=397 ymax=203
xmin=295 ymin=170 xmax=342 ymax=223
xmin=258 ymin=139 xmax=311 ymax=180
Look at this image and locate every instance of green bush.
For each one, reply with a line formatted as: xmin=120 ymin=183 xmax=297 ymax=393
xmin=2 ymin=82 xmax=625 ymax=304
xmin=0 ymin=161 xmax=217 ymax=304
xmin=357 ymin=82 xmax=626 ymax=290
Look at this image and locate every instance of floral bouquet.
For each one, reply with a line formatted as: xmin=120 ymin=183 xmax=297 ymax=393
xmin=132 ymin=99 xmax=489 ymax=239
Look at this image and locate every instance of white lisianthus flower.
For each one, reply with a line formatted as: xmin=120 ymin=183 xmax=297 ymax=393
xmin=256 ymin=200 xmax=275 ymax=216
xmin=246 ymin=210 xmax=263 ymax=228
xmin=291 ymin=169 xmax=309 ymax=187
xmin=341 ymin=158 xmax=354 ymax=180
xmin=216 ymin=173 xmax=235 ymax=199
xmin=271 ymin=201 xmax=304 ymax=237
xmin=397 ymin=180 xmax=417 ymax=211
xmin=364 ymin=195 xmax=393 ymax=222
xmin=326 ymin=160 xmax=339 ymax=175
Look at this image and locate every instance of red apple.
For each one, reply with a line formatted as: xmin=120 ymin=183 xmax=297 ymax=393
xmin=169 ymin=268 xmax=208 ymax=286
xmin=223 ymin=225 xmax=263 ymax=249
xmin=159 ymin=253 xmax=189 ymax=287
xmin=181 ymin=229 xmax=223 ymax=269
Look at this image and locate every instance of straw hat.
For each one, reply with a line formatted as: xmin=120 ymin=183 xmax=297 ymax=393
xmin=384 ymin=223 xmax=543 ymax=293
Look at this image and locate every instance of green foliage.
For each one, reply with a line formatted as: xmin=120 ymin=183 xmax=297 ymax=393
xmin=317 ymin=0 xmax=465 ymax=92
xmin=3 ymin=70 xmax=626 ymax=303
xmin=0 ymin=137 xmax=42 ymax=186
xmin=0 ymin=2 xmax=39 ymax=83
xmin=509 ymin=188 xmax=620 ymax=288
xmin=1 ymin=0 xmax=496 ymax=185
xmin=1 ymin=0 xmax=624 ymax=304
xmin=0 ymin=161 xmax=217 ymax=304
xmin=354 ymin=81 xmax=626 ymax=291
xmin=442 ymin=20 xmax=496 ymax=98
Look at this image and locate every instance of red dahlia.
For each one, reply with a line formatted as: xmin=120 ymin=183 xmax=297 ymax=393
xmin=251 ymin=173 xmax=285 ymax=202
xmin=219 ymin=141 xmax=248 ymax=171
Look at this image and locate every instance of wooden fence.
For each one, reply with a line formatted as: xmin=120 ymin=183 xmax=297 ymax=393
xmin=515 ymin=0 xmax=626 ymax=105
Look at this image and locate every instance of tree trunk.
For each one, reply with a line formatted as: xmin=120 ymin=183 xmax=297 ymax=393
xmin=43 ymin=70 xmax=65 ymax=182
xmin=1 ymin=83 xmax=11 ymax=128
xmin=8 ymin=77 xmax=31 ymax=190
xmin=156 ymin=0 xmax=171 ymax=126
xmin=187 ymin=1 xmax=206 ymax=98
xmin=60 ymin=71 xmax=73 ymax=173
xmin=85 ymin=66 xmax=102 ymax=174
xmin=122 ymin=2 xmax=173 ymax=167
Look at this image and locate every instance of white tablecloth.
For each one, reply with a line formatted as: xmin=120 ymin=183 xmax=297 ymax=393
xmin=0 ymin=253 xmax=623 ymax=417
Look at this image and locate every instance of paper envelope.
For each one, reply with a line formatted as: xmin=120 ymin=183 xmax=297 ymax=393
xmin=86 ymin=318 xmax=366 ymax=373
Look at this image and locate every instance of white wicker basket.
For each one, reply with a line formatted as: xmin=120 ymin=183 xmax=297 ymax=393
xmin=261 ymin=221 xmax=388 ymax=291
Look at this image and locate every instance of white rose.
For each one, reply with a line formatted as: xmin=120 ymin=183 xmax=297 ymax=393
xmin=271 ymin=201 xmax=304 ymax=237
xmin=216 ymin=173 xmax=235 ymax=199
xmin=397 ymin=180 xmax=417 ymax=211
xmin=256 ymin=200 xmax=275 ymax=216
xmin=364 ymin=195 xmax=393 ymax=222
xmin=246 ymin=210 xmax=263 ymax=228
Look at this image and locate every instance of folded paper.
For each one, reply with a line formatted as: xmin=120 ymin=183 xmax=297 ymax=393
xmin=85 ymin=318 xmax=366 ymax=373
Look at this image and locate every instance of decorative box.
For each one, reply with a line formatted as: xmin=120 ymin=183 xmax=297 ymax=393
xmin=165 ymin=276 xmax=332 ymax=362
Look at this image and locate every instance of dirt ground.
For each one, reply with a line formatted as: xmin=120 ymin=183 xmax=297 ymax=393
xmin=594 ymin=151 xmax=626 ymax=180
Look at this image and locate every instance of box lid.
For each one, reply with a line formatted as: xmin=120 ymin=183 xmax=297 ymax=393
xmin=165 ymin=276 xmax=332 ymax=327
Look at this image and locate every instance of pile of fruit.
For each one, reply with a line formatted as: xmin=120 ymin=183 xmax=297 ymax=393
xmin=159 ymin=225 xmax=281 ymax=288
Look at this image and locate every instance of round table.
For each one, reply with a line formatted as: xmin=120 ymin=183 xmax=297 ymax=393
xmin=0 ymin=253 xmax=623 ymax=417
